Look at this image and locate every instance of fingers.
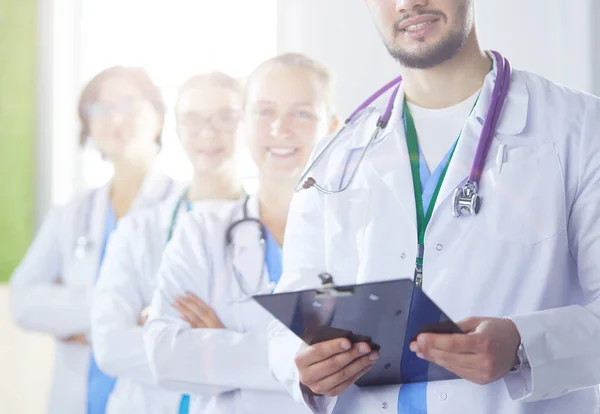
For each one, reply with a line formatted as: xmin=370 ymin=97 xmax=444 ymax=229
xmin=184 ymin=294 xmax=223 ymax=328
xmin=427 ymin=349 xmax=501 ymax=385
xmin=457 ymin=317 xmax=482 ymax=333
xmin=411 ymin=340 xmax=494 ymax=384
xmin=326 ymin=361 xmax=375 ymax=397
xmin=185 ymin=292 xmax=208 ymax=309
xmin=300 ymin=342 xmax=373 ymax=384
xmin=415 ymin=332 xmax=481 ymax=354
xmin=173 ymin=298 xmax=207 ymax=328
xmin=173 ymin=293 xmax=223 ymax=329
xmin=295 ymin=338 xmax=353 ymax=369
xmin=303 ymin=351 xmax=379 ymax=396
xmin=419 ymin=345 xmax=481 ymax=371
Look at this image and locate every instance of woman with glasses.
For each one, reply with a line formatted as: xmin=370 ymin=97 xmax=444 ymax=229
xmin=90 ymin=72 xmax=245 ymax=414
xmin=10 ymin=67 xmax=178 ymax=414
xmin=143 ymin=54 xmax=338 ymax=413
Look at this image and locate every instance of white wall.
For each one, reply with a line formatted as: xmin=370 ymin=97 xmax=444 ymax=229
xmin=476 ymin=0 xmax=594 ymax=94
xmin=277 ymin=0 xmax=600 ymax=117
xmin=277 ymin=0 xmax=398 ymax=118
xmin=591 ymin=0 xmax=600 ymax=96
xmin=37 ymin=0 xmax=84 ymax=225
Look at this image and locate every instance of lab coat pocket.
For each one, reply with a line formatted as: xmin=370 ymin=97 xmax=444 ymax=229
xmin=483 ymin=142 xmax=566 ymax=244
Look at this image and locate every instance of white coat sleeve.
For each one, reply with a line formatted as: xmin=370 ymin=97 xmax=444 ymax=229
xmin=267 ymin=186 xmax=338 ymax=414
xmin=504 ymin=99 xmax=600 ymax=401
xmin=143 ymin=212 xmax=288 ymax=397
xmin=91 ymin=216 xmax=156 ymax=385
xmin=10 ymin=206 xmax=93 ymax=338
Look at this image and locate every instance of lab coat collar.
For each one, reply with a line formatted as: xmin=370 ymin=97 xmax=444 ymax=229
xmin=474 ymin=51 xmax=529 ymax=136
xmin=363 ymin=84 xmax=418 ymax=228
xmin=373 ymin=50 xmax=529 ymax=145
xmin=74 ymin=186 xmax=110 ymax=284
xmin=229 ymin=194 xmax=268 ymax=296
xmin=129 ymin=166 xmax=176 ymax=211
xmin=72 ymin=166 xmax=175 ymax=283
xmin=361 ymin=52 xmax=530 ymax=228
xmin=433 ymin=53 xmax=530 ymax=216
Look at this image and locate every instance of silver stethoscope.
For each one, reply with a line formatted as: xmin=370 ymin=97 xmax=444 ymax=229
xmin=74 ymin=190 xmax=99 ymax=259
xmin=74 ymin=181 xmax=174 ymax=259
xmin=296 ymin=50 xmax=511 ymax=218
xmin=224 ymin=195 xmax=275 ymax=302
xmin=167 ymin=191 xmax=273 ymax=303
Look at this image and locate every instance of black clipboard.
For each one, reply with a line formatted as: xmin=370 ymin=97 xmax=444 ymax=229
xmin=253 ymin=274 xmax=462 ymax=387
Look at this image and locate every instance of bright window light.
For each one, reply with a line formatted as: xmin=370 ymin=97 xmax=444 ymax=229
xmin=79 ymin=0 xmax=277 ymax=190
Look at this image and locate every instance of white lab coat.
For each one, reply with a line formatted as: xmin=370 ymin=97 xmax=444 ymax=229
xmin=10 ymin=170 xmax=177 ymax=414
xmin=144 ymin=195 xmax=313 ymax=414
xmin=268 ymin=59 xmax=600 ymax=414
xmin=91 ymin=193 xmax=235 ymax=414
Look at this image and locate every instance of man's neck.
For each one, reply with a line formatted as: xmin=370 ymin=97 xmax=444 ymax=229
xmin=402 ymin=36 xmax=491 ymax=109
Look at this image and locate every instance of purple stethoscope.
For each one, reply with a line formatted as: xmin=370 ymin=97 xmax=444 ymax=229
xmin=297 ymin=50 xmax=511 ymax=218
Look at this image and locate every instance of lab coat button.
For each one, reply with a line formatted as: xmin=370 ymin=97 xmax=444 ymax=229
xmin=400 ymin=252 xmax=406 ymax=259
xmin=381 ymin=402 xmax=388 ymax=409
xmin=436 ymin=244 xmax=443 ymax=251
xmin=439 ymin=392 xmax=447 ymax=401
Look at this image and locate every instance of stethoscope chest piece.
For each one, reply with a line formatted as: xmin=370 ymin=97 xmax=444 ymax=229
xmin=452 ymin=181 xmax=482 ymax=218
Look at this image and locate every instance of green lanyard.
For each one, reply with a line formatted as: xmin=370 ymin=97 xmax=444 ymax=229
xmin=167 ymin=189 xmax=192 ymax=243
xmin=403 ymin=97 xmax=479 ymax=287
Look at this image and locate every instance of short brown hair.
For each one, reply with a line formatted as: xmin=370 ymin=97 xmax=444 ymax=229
xmin=245 ymin=53 xmax=336 ymax=113
xmin=176 ymin=71 xmax=242 ymax=112
xmin=78 ymin=66 xmax=165 ymax=145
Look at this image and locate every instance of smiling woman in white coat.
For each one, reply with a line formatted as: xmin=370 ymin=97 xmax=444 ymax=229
xmin=90 ymin=72 xmax=245 ymax=414
xmin=10 ymin=66 xmax=178 ymax=414
xmin=142 ymin=53 xmax=339 ymax=414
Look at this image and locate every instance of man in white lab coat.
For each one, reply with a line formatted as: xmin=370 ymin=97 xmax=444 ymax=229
xmin=267 ymin=0 xmax=600 ymax=413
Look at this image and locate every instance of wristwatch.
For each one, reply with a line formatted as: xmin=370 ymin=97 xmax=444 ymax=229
xmin=511 ymin=342 xmax=530 ymax=372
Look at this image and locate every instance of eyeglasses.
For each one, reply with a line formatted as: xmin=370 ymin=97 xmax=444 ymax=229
xmin=250 ymin=105 xmax=320 ymax=130
xmin=177 ymin=108 xmax=241 ymax=133
xmin=84 ymin=97 xmax=141 ymax=119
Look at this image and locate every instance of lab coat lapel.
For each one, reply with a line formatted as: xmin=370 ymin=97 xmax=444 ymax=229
xmin=130 ymin=167 xmax=175 ymax=211
xmin=364 ymin=84 xmax=418 ymax=227
xmin=69 ymin=185 xmax=109 ymax=285
xmin=230 ymin=195 xmax=267 ymax=296
xmin=433 ymin=55 xmax=530 ymax=216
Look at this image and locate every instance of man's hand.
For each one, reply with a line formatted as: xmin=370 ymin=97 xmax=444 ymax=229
xmin=173 ymin=292 xmax=224 ymax=329
xmin=410 ymin=317 xmax=521 ymax=385
xmin=295 ymin=338 xmax=379 ymax=397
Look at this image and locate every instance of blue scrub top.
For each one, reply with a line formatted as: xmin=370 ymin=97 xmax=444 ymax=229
xmin=264 ymin=228 xmax=283 ymax=285
xmin=87 ymin=203 xmax=118 ymax=414
xmin=397 ymin=143 xmax=456 ymax=414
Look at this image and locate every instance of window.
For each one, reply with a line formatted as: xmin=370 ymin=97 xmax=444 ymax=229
xmin=78 ymin=0 xmax=278 ymax=190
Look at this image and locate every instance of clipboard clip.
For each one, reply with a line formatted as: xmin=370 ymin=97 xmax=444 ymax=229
xmin=314 ymin=273 xmax=355 ymax=298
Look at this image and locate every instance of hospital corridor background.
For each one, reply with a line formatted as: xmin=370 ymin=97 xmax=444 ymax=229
xmin=2 ymin=1 xmax=600 ymax=413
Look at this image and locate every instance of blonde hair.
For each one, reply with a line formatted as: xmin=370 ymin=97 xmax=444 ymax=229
xmin=245 ymin=53 xmax=336 ymax=114
xmin=176 ymin=71 xmax=242 ymax=112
